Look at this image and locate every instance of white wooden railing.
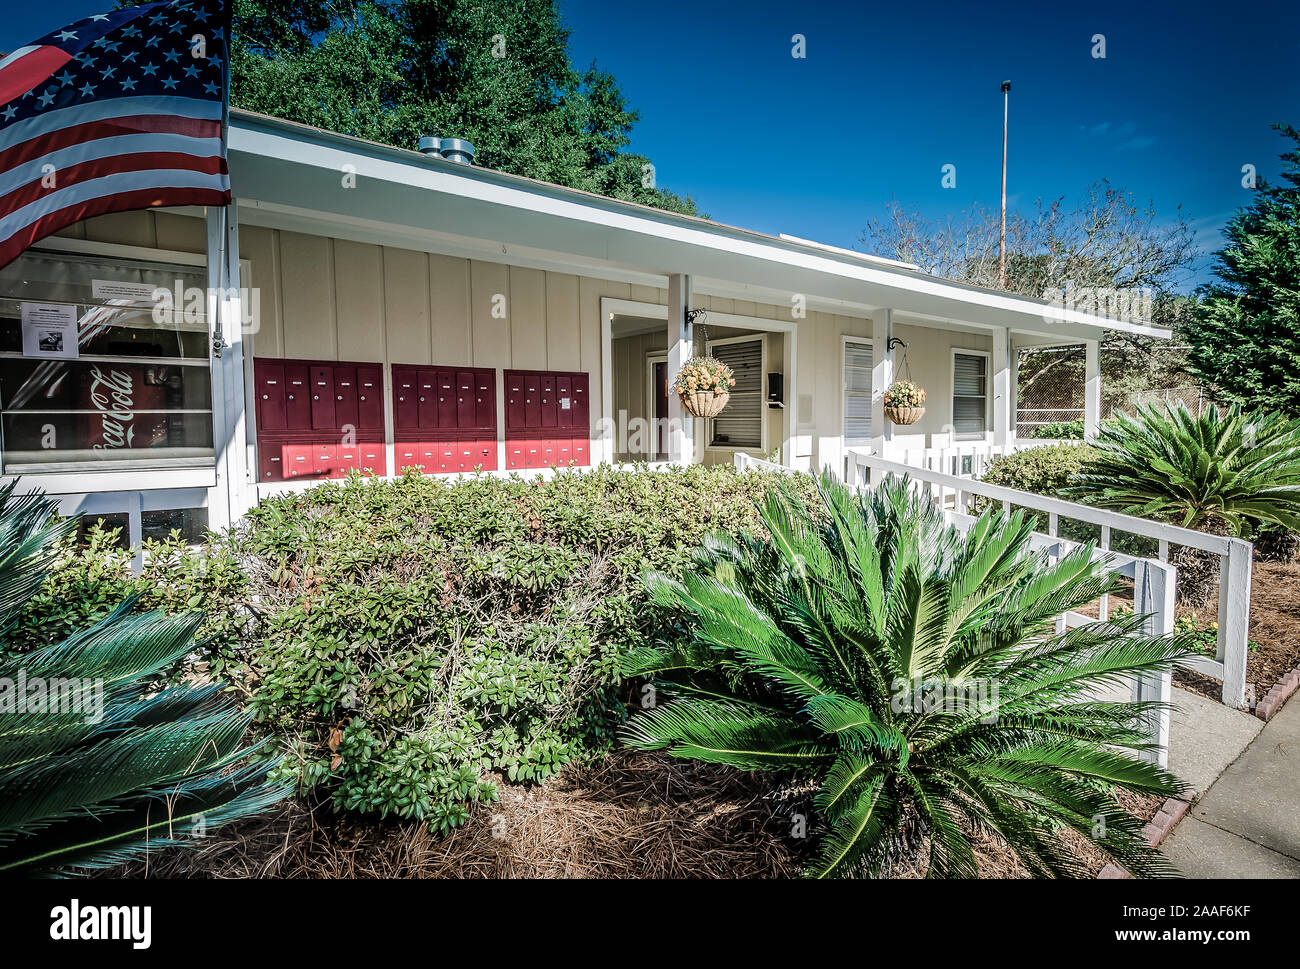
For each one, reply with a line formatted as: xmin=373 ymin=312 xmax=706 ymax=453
xmin=886 ymin=437 xmax=1085 ymax=479
xmin=845 ymin=450 xmax=1251 ymax=709
xmin=735 ymin=451 xmax=1176 ymax=765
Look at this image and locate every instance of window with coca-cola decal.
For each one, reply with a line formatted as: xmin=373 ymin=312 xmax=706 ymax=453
xmin=0 ymin=250 xmax=214 ymax=472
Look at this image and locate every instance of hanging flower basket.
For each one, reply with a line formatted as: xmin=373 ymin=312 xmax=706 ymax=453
xmin=884 ymin=405 xmax=926 ymax=425
xmin=681 ymin=390 xmax=731 ymax=418
xmin=675 ymin=355 xmax=735 ymax=418
xmin=884 ymin=380 xmax=926 ymax=425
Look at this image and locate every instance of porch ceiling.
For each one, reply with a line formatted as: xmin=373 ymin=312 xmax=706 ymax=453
xmin=227 ymin=110 xmax=1170 ymax=343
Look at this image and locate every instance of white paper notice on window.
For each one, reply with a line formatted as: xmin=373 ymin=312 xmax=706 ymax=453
xmin=20 ymin=302 xmax=79 ymax=359
xmin=92 ymin=279 xmax=158 ymax=302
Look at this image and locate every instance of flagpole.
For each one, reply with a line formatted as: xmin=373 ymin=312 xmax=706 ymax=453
xmin=999 ymin=80 xmax=1010 ymax=290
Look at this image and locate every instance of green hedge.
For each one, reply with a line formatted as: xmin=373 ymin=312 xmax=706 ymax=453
xmin=1029 ymin=419 xmax=1084 ymax=440
xmin=981 ymin=443 xmax=1096 ymax=495
xmin=5 ymin=466 xmax=818 ymax=834
xmin=978 ymin=443 xmax=1157 ymax=557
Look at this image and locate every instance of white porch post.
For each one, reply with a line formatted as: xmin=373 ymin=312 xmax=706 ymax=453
xmin=871 ymin=309 xmax=894 ymax=457
xmin=992 ymin=326 xmax=1012 ymax=448
xmin=206 ymin=203 xmax=251 ymax=526
xmin=1084 ymin=338 xmax=1101 ymax=439
xmin=666 ymin=273 xmax=694 ymax=465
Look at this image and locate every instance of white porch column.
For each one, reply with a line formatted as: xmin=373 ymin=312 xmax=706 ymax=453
xmin=206 ymin=203 xmax=251 ymax=526
xmin=666 ymin=273 xmax=695 ymax=464
xmin=1084 ymin=339 xmax=1101 ymax=439
xmin=992 ymin=326 xmax=1012 ymax=448
xmin=871 ymin=309 xmax=894 ymax=456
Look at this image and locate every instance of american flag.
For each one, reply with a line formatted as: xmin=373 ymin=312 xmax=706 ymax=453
xmin=0 ymin=0 xmax=230 ymax=271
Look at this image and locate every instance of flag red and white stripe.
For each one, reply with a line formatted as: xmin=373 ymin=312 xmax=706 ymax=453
xmin=0 ymin=1 xmax=230 ymax=271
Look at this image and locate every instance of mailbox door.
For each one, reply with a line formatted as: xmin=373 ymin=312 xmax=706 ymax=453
xmin=539 ymin=374 xmax=557 ymax=428
xmin=394 ymin=368 xmax=419 ymax=430
xmin=506 ymin=372 xmax=525 ymax=429
xmin=453 ymin=371 xmax=474 ymax=428
xmin=434 ymin=370 xmax=456 ymax=429
xmin=417 ymin=369 xmax=439 ymax=430
xmin=474 ymin=371 xmax=495 ymax=430
xmin=523 ymin=373 xmax=541 ymax=428
xmin=358 ymin=442 xmax=386 ymax=476
xmin=357 ymin=366 xmax=383 ymax=429
xmin=555 ymin=375 xmax=573 ymax=429
xmin=396 ymin=442 xmax=423 ymax=473
xmin=572 ymin=373 xmax=589 ymax=429
xmin=255 ymin=363 xmax=286 ymax=431
xmin=258 ymin=443 xmax=284 ymax=481
xmin=310 ymin=366 xmax=336 ymax=429
xmin=283 ymin=444 xmax=314 ymax=478
xmin=333 ymin=366 xmax=359 ymax=431
xmin=284 ymin=365 xmax=311 ymax=429
xmin=334 ymin=443 xmax=359 ymax=477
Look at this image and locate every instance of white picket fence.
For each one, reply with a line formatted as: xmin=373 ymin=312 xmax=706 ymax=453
xmin=844 ymin=450 xmax=1251 ymax=710
xmin=734 ymin=451 xmax=1177 ymax=765
xmin=885 ymin=438 xmax=1086 ymax=479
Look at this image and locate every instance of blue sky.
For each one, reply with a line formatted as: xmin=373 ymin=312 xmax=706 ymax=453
xmin=558 ymin=0 xmax=1300 ymax=290
xmin=5 ymin=0 xmax=1297 ymax=290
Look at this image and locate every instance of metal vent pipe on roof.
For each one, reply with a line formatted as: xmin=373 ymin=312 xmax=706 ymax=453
xmin=417 ymin=136 xmax=441 ymax=155
xmin=438 ymin=138 xmax=475 ymax=165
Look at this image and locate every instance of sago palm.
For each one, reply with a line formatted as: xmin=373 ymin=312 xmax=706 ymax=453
xmin=1062 ymin=401 xmax=1300 ymax=537
xmin=621 ymin=473 xmax=1193 ymax=878
xmin=0 ymin=481 xmax=286 ymax=875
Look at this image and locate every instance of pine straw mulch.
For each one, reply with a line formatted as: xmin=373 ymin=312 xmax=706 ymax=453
xmin=110 ymin=751 xmax=1160 ymax=880
xmin=114 ymin=752 xmax=802 ymax=879
xmin=1173 ymin=557 xmax=1300 ymax=706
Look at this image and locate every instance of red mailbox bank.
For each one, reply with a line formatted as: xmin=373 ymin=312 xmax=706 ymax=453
xmin=391 ymin=365 xmax=497 ymax=474
xmin=503 ymin=369 xmax=590 ymax=470
xmin=254 ymin=358 xmax=387 ymax=482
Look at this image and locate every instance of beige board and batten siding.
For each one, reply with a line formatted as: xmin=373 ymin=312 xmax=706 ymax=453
xmin=58 ymin=211 xmax=991 ymax=472
xmin=887 ymin=323 xmax=994 ymax=444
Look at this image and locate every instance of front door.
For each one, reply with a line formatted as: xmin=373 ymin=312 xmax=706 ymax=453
xmin=654 ymin=361 xmax=669 ymax=460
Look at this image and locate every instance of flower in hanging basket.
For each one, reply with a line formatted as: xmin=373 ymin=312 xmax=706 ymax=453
xmin=674 ymin=356 xmax=735 ymax=418
xmin=883 ymin=379 xmax=926 ymax=425
xmin=883 ymin=380 xmax=926 ymax=409
xmin=674 ymin=356 xmax=735 ymax=398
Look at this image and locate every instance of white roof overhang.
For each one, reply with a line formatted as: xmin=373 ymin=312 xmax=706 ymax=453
xmin=227 ymin=111 xmax=1170 ymax=342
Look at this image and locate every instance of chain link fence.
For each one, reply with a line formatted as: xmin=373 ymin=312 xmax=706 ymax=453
xmin=1015 ymin=345 xmax=1211 ymax=439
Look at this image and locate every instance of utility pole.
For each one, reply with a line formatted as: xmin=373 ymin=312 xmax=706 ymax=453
xmin=999 ymin=80 xmax=1011 ymax=290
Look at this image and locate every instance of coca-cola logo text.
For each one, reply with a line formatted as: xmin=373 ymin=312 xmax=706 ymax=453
xmin=89 ymin=366 xmax=137 ymax=450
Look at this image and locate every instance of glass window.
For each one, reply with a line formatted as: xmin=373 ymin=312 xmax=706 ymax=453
xmin=843 ymin=340 xmax=873 ymax=445
xmin=0 ymin=249 xmax=213 ymax=472
xmin=953 ymin=352 xmax=988 ymax=437
xmin=708 ymin=337 xmax=763 ymax=449
xmin=142 ymin=507 xmax=209 ymax=544
xmin=74 ymin=512 xmax=130 ymax=549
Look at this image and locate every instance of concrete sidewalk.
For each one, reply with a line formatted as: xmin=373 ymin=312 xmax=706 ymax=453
xmin=1162 ymin=695 xmax=1300 ymax=878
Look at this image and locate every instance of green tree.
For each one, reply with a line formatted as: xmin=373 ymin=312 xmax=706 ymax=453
xmin=1184 ymin=124 xmax=1300 ymax=414
xmin=228 ymin=0 xmax=700 ymax=215
xmin=861 ymin=183 xmax=1199 ymax=418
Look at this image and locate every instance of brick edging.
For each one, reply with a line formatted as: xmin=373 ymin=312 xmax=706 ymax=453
xmin=1255 ymin=664 xmax=1300 ymax=722
xmin=1096 ymin=795 xmax=1192 ymax=880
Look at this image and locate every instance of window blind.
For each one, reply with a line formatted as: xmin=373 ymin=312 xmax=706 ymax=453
xmin=952 ymin=352 xmax=988 ymax=435
xmin=843 ymin=341 xmax=873 ymax=444
xmin=709 ymin=338 xmax=762 ymax=448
